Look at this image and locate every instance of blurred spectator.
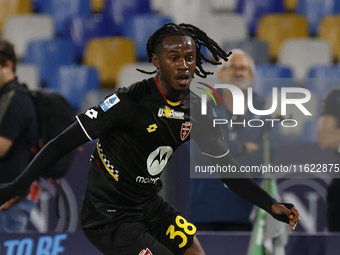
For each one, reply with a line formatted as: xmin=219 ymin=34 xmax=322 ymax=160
xmin=0 ymin=39 xmax=38 ymax=232
xmin=318 ymin=86 xmax=340 ymax=232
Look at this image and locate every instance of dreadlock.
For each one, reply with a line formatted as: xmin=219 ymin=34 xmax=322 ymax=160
xmin=136 ymin=23 xmax=232 ymax=78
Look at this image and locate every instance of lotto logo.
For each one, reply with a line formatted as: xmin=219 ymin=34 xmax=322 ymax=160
xmin=85 ymin=109 xmax=98 ymax=119
xmin=139 ymin=248 xmax=153 ymax=255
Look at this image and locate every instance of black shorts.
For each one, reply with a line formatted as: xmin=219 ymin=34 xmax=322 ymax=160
xmin=81 ymin=196 xmax=197 ymax=255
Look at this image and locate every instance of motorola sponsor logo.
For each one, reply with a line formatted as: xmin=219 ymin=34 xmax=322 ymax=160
xmin=136 ymin=176 xmax=160 ymax=184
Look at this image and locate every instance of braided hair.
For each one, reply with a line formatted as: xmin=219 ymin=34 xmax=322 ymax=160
xmin=137 ymin=23 xmax=232 ymax=78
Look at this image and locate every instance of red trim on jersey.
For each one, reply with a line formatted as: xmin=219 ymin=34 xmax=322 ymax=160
xmin=155 ymin=76 xmax=183 ymax=105
xmin=96 ymin=159 xmax=105 ymax=173
xmin=155 ymin=76 xmax=168 ymax=103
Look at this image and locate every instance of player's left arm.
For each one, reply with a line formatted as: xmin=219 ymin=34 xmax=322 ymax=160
xmin=210 ymin=152 xmax=300 ymax=230
xmin=193 ymin=104 xmax=300 ymax=230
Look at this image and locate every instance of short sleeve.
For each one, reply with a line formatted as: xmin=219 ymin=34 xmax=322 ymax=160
xmin=192 ymin=105 xmax=229 ymax=158
xmin=76 ymin=93 xmax=136 ymax=140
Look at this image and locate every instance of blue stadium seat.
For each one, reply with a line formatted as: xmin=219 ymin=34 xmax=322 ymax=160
xmin=49 ymin=65 xmax=100 ymax=111
xmin=305 ymin=64 xmax=340 ymax=102
xmin=32 ymin=0 xmax=44 ymax=12
xmin=40 ymin=0 xmax=91 ymax=36
xmin=102 ymin=0 xmax=151 ymax=35
xmin=307 ymin=64 xmax=340 ymax=78
xmin=253 ymin=64 xmax=294 ymax=100
xmin=334 ymin=1 xmax=340 ymax=13
xmin=222 ymin=39 xmax=270 ymax=64
xmin=24 ymin=38 xmax=76 ymax=86
xmin=236 ymin=0 xmax=284 ymax=36
xmin=64 ymin=14 xmax=107 ymax=59
xmin=122 ymin=14 xmax=173 ymax=61
xmin=255 ymin=63 xmax=293 ymax=78
xmin=296 ymin=0 xmax=335 ymax=35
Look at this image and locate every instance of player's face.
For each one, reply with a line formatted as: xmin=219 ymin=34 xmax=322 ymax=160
xmin=152 ymin=36 xmax=196 ymax=99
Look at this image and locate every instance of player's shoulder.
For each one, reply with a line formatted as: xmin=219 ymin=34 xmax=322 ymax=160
xmin=116 ymin=78 xmax=155 ymax=103
xmin=187 ymin=89 xmax=202 ymax=106
xmin=186 ymin=89 xmax=213 ymax=120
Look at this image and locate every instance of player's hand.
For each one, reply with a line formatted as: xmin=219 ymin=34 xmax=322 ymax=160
xmin=0 ymin=196 xmax=20 ymax=212
xmin=243 ymin=142 xmax=259 ymax=154
xmin=272 ymin=203 xmax=300 ymax=231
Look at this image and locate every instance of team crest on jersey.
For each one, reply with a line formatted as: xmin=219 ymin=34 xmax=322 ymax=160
xmin=181 ymin=121 xmax=192 ymax=140
xmin=139 ymin=248 xmax=153 ymax=255
xmin=158 ymin=106 xmax=184 ymax=119
xmin=100 ymin=94 xmax=120 ymax=112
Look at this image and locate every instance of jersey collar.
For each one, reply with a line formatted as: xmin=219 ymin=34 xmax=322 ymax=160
xmin=155 ymin=76 xmax=183 ymax=106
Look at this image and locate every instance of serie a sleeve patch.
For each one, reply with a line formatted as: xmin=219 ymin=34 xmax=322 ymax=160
xmin=100 ymin=94 xmax=120 ymax=112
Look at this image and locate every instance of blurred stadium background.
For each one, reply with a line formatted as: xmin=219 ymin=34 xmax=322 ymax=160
xmin=1 ymin=0 xmax=340 ymax=254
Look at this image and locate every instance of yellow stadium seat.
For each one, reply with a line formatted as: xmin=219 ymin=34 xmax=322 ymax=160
xmin=256 ymin=14 xmax=309 ymax=61
xmin=91 ymin=0 xmax=106 ymax=13
xmin=284 ymin=0 xmax=298 ymax=12
xmin=0 ymin=0 xmax=32 ymax=34
xmin=83 ymin=37 xmax=137 ymax=88
xmin=318 ymin=15 xmax=340 ymax=62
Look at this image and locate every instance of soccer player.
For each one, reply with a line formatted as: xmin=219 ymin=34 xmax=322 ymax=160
xmin=0 ymin=23 xmax=300 ymax=255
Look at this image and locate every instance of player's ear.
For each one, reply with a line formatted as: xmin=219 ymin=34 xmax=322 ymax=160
xmin=151 ymin=53 xmax=160 ymax=69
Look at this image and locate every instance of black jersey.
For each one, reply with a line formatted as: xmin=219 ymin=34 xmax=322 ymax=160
xmin=76 ymin=77 xmax=228 ymax=216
